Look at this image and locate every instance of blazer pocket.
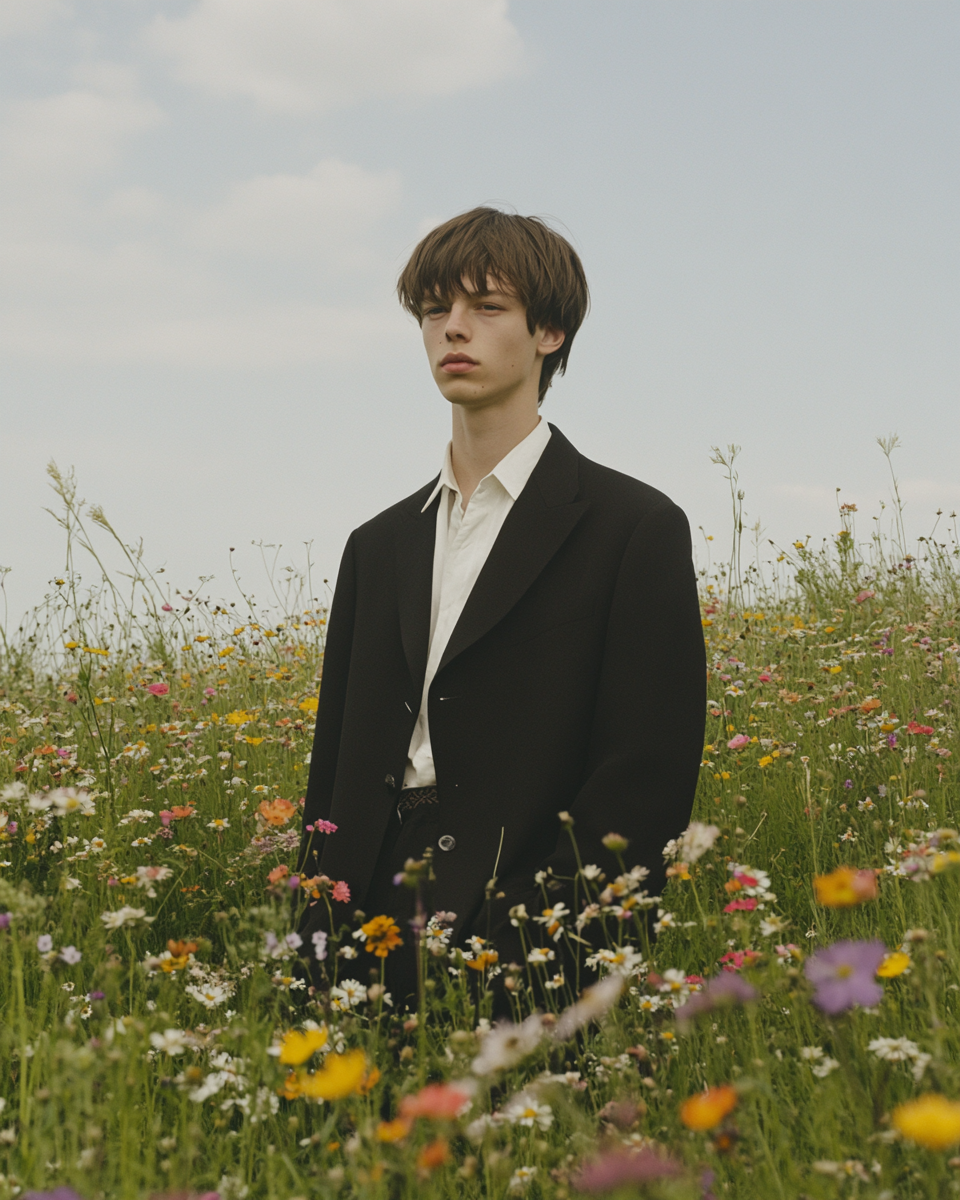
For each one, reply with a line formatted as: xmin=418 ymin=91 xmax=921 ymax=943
xmin=502 ymin=605 xmax=597 ymax=649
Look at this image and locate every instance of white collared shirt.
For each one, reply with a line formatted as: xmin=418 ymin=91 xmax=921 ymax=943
xmin=403 ymin=418 xmax=552 ymax=788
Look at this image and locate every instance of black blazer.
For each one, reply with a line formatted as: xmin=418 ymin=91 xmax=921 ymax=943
xmin=297 ymin=425 xmax=705 ymax=962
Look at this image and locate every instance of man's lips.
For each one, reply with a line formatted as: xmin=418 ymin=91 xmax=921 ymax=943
xmin=440 ymin=353 xmax=478 ymax=374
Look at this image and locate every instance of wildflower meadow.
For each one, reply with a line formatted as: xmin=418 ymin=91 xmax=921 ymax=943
xmin=1 ymin=450 xmax=959 ymax=1200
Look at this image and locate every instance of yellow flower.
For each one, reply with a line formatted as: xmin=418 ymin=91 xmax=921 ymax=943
xmin=298 ymin=697 xmax=319 ymax=714
xmin=813 ymin=866 xmax=879 ymax=907
xmin=297 ymin=1050 xmax=368 ymax=1100
xmin=360 ymin=915 xmax=403 ymax=958
xmin=194 ymin=635 xmax=209 ymax=643
xmin=225 ymin=710 xmax=252 ymax=725
xmin=64 ymin=641 xmax=78 ymax=650
xmin=758 ymin=755 xmax=773 ymax=768
xmin=82 ymin=646 xmax=109 ymax=656
xmin=933 ymin=851 xmax=960 ymax=874
xmin=877 ymin=951 xmax=911 ymax=978
xmin=244 ymin=736 xmax=265 ymax=746
xmin=680 ymin=1085 xmax=738 ymax=1131
xmin=278 ymin=1026 xmax=328 ymax=1065
xmin=893 ymin=1094 xmax=960 ymax=1150
xmin=219 ymin=646 xmax=235 ymax=657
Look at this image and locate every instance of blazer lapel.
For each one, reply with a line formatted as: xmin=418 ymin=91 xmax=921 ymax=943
xmin=396 ymin=484 xmax=440 ymax=692
xmin=438 ymin=426 xmax=588 ymax=673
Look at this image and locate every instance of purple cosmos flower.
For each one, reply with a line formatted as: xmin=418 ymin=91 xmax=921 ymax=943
xmin=573 ymin=1148 xmax=683 ymax=1193
xmin=675 ymin=972 xmax=758 ymax=1025
xmin=804 ymin=939 xmax=886 ymax=1014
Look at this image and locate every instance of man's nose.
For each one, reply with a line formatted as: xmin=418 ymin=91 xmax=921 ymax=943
xmin=444 ymin=301 xmax=471 ymax=340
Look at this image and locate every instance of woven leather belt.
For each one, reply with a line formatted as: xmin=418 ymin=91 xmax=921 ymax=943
xmin=397 ymin=785 xmax=439 ymax=822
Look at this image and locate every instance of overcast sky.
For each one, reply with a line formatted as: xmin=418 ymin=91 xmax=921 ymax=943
xmin=2 ymin=0 xmax=958 ymax=622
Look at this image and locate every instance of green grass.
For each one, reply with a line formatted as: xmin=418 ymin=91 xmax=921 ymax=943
xmin=0 ymin=463 xmax=959 ymax=1199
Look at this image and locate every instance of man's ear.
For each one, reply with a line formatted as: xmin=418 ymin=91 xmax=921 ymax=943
xmin=537 ymin=325 xmax=565 ymax=358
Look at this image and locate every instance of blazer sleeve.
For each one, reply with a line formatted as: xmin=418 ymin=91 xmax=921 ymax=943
xmin=297 ymin=532 xmax=358 ymax=878
xmin=484 ymin=499 xmax=706 ymax=958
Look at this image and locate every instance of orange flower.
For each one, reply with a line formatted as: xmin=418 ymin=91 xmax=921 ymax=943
xmin=359 ymin=1065 xmax=382 ymax=1095
xmin=360 ymin=915 xmax=402 ymax=958
xmin=680 ymin=1086 xmax=738 ymax=1131
xmin=259 ymin=797 xmax=298 ymax=827
xmin=466 ymin=950 xmax=500 ymax=972
xmin=416 ymin=1138 xmax=450 ymax=1173
xmin=268 ymin=864 xmax=290 ymax=885
xmin=170 ymin=805 xmax=195 ymax=820
xmin=376 ymin=1118 xmax=411 ymax=1143
xmin=161 ymin=938 xmax=198 ymax=972
xmin=813 ymin=866 xmax=879 ymax=907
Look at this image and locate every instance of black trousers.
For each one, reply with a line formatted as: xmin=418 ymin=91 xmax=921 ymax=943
xmin=361 ymin=804 xmax=439 ymax=1012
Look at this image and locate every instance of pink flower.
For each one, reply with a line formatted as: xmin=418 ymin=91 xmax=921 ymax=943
xmin=855 ymin=589 xmax=876 ymax=604
xmin=331 ymin=880 xmax=351 ymax=903
xmin=203 ymin=687 xmax=216 ymax=697
xmin=905 ymin=721 xmax=934 ymax=736
xmin=314 ymin=819 xmax=338 ymax=835
xmin=161 ymin=603 xmax=173 ymax=612
xmin=146 ymin=682 xmax=170 ymax=696
xmin=726 ymin=734 xmax=750 ymax=750
xmin=159 ymin=810 xmax=173 ymax=826
xmin=723 ymin=897 xmax=757 ymax=913
xmin=757 ymin=673 xmax=772 ymax=683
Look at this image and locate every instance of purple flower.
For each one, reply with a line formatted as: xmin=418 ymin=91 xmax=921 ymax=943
xmin=87 ymin=990 xmax=105 ymax=1001
xmin=574 ymin=1149 xmax=682 ymax=1193
xmin=843 ymin=779 xmax=853 ymax=790
xmin=804 ymin=939 xmax=886 ymax=1014
xmin=675 ymin=972 xmax=758 ymax=1025
xmin=0 ymin=913 xmax=11 ymax=930
xmin=887 ymin=734 xmax=897 ymax=748
xmin=23 ymin=1189 xmax=83 ymax=1200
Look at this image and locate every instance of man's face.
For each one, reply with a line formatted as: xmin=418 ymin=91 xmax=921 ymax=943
xmin=420 ymin=276 xmax=563 ymax=410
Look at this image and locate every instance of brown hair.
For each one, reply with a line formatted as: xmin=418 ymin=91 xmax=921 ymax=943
xmin=397 ymin=206 xmax=589 ymax=404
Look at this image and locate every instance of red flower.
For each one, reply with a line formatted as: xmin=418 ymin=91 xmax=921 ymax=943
xmin=905 ymin=721 xmax=934 ymax=736
xmin=147 ymin=682 xmax=170 ymax=696
xmin=723 ymin=898 xmax=757 ymax=913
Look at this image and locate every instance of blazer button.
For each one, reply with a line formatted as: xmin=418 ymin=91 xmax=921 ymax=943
xmin=384 ymin=774 xmax=396 ymax=791
xmin=438 ymin=834 xmax=456 ymax=852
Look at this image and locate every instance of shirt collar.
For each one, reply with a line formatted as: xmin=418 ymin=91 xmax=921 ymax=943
xmin=421 ymin=418 xmax=552 ymax=512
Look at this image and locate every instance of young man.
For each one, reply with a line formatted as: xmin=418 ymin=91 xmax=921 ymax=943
xmin=297 ymin=207 xmax=705 ymax=1005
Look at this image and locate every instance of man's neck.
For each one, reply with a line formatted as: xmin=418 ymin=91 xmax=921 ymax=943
xmin=449 ymin=397 xmax=541 ymax=508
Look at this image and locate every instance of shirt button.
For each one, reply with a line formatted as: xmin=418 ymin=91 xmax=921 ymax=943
xmin=437 ymin=834 xmax=456 ymax=852
xmin=384 ymin=774 xmax=396 ymax=791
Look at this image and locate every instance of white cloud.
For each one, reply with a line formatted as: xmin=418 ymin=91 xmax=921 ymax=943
xmin=147 ymin=0 xmax=524 ymax=114
xmin=0 ymin=64 xmax=163 ymax=203
xmin=191 ymin=159 xmax=401 ymax=260
xmin=0 ymin=0 xmax=69 ymax=39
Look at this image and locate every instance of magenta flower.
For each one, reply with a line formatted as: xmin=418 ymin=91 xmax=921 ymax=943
xmin=804 ymin=939 xmax=886 ymax=1014
xmin=147 ymin=682 xmax=170 ymax=696
xmin=574 ymin=1148 xmax=682 ymax=1193
xmin=727 ymin=734 xmax=750 ymax=750
xmin=675 ymin=972 xmax=758 ymax=1025
xmin=0 ymin=914 xmax=11 ymax=930
xmin=723 ymin=897 xmax=757 ymax=913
